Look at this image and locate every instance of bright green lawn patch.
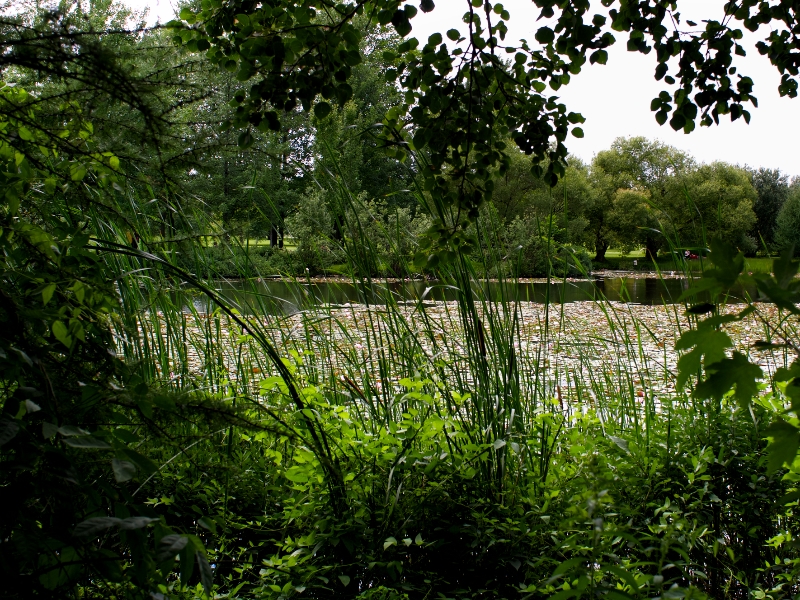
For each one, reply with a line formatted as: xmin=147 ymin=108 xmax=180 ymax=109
xmin=604 ymin=248 xmax=646 ymax=259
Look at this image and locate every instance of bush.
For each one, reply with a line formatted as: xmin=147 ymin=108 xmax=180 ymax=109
xmin=344 ymin=195 xmax=430 ymax=277
xmin=504 ymin=214 xmax=591 ymax=277
xmin=285 ymin=189 xmax=345 ymax=275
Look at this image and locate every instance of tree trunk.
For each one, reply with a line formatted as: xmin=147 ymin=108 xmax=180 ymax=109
xmin=594 ymin=239 xmax=608 ymax=263
xmin=644 ymin=238 xmax=659 ymax=261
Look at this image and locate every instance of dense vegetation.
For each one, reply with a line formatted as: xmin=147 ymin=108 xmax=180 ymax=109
xmin=2 ymin=1 xmax=800 ymax=599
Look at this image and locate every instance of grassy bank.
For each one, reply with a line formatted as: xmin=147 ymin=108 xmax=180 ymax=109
xmin=597 ymin=253 xmax=776 ymax=275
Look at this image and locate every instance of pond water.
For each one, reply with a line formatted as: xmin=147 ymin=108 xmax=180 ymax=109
xmin=196 ymin=276 xmax=758 ymax=315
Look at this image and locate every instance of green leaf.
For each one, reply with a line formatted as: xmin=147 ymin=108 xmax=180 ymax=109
xmin=285 ymin=466 xmax=309 ymax=483
xmin=41 ymin=283 xmax=56 ymax=305
xmin=383 ymin=536 xmax=397 ymax=550
xmin=773 ymin=246 xmax=799 ymax=287
xmin=64 ymin=435 xmax=112 ymax=449
xmin=547 ymin=557 xmax=584 ymax=583
xmin=113 ymin=428 xmax=140 ymax=444
xmin=73 ymin=516 xmax=158 ymax=540
xmin=157 ymin=534 xmax=189 ymax=562
xmin=74 ymin=517 xmax=122 ymax=539
xmin=571 ymin=127 xmax=584 ymax=138
xmin=707 ymin=238 xmax=745 ymax=288
xmin=118 ymin=516 xmax=161 ymax=530
xmin=14 ymin=401 xmax=27 ymax=420
xmin=687 ymin=302 xmax=715 ymax=315
xmin=392 ymin=11 xmax=412 ymax=37
xmin=609 ymin=435 xmax=629 ymax=453
xmin=338 ymin=575 xmax=350 ymax=587
xmin=179 ymin=536 xmax=195 ymax=584
xmin=198 ymin=517 xmax=217 ymax=534
xmin=675 ymin=327 xmax=732 ymax=390
xmin=58 ymin=425 xmax=89 ymax=437
xmin=52 ymin=320 xmax=72 ymax=348
xmin=197 ymin=552 xmax=214 ymax=595
xmin=112 ymin=458 xmax=136 ymax=482
xmin=420 ymin=0 xmax=435 ymax=13
xmin=774 ymin=360 xmax=800 ymax=382
xmin=0 ymin=417 xmax=20 ymax=447
xmin=535 ymin=26 xmax=555 ymax=44
xmin=11 ymin=347 xmax=33 ymax=367
xmin=590 ymin=49 xmax=608 ymax=65
xmin=694 ymin=352 xmax=763 ymax=406
xmin=237 ymin=131 xmax=254 ymax=149
xmin=603 ymin=564 xmax=641 ymax=593
xmin=121 ymin=448 xmax=158 ymax=476
xmin=42 ymin=422 xmax=58 ymax=440
xmin=766 ymin=419 xmax=800 ymax=472
xmin=446 ymin=29 xmax=460 ymax=41
xmin=70 ymin=163 xmax=87 ymax=181
xmin=314 ymin=101 xmax=332 ymax=119
xmin=548 ymin=591 xmax=580 ymax=600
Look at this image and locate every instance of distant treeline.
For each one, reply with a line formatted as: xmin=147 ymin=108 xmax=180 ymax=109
xmin=8 ymin=1 xmax=797 ymax=278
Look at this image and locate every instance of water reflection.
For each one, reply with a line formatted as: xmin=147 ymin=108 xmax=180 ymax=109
xmin=190 ymin=277 xmax=757 ymax=315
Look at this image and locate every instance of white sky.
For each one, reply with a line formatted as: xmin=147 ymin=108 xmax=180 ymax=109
xmin=129 ymin=0 xmax=799 ymax=177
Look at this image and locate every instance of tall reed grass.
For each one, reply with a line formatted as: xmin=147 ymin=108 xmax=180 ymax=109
xmin=81 ymin=170 xmax=798 ymax=599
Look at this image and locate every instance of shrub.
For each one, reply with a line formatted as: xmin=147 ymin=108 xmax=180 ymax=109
xmin=504 ymin=214 xmax=591 ymax=277
xmin=285 ymin=189 xmax=344 ymax=274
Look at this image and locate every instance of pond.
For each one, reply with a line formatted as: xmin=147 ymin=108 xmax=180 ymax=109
xmin=195 ymin=276 xmax=758 ymax=315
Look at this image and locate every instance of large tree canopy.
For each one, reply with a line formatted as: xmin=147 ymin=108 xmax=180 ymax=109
xmin=173 ymin=0 xmax=799 ymax=260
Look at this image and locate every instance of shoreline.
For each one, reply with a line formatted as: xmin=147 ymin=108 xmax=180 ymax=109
xmin=242 ymin=270 xmax=695 ymax=285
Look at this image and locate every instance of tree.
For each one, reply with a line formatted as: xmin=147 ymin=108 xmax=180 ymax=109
xmin=174 ymin=0 xmax=800 ymax=263
xmin=606 ymin=188 xmax=657 ymax=255
xmin=489 ymin=147 xmax=590 ymax=243
xmin=747 ymin=167 xmax=790 ymax=250
xmin=527 ymin=158 xmax=592 ymax=244
xmin=488 ymin=145 xmax=549 ymax=224
xmin=322 ymin=23 xmax=417 ymax=210
xmin=587 ymin=137 xmax=692 ymax=261
xmin=663 ymin=162 xmax=758 ymax=253
xmin=775 ymin=184 xmax=800 ymax=252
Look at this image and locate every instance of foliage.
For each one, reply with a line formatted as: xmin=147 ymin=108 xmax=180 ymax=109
xmin=587 ymin=137 xmax=692 ymax=261
xmin=748 ymin=167 xmax=791 ymax=250
xmin=502 ymin=212 xmax=590 ymax=278
xmin=663 ymin=162 xmax=758 ymax=254
xmin=675 ymin=239 xmax=800 ymax=595
xmin=775 ymin=185 xmax=800 ymax=253
xmin=173 ymin=0 xmax=800 ymax=265
xmin=284 ymin=188 xmax=343 ymax=274
xmin=5 ymin=2 xmax=800 ymax=599
xmin=584 ymin=139 xmax=758 ymax=262
xmin=0 ymin=81 xmax=235 ymax=598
